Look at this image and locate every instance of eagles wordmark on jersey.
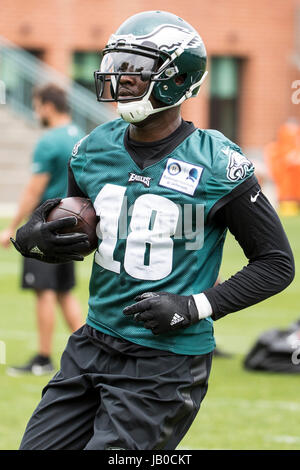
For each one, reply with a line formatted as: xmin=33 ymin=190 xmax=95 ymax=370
xmin=71 ymin=118 xmax=255 ymax=355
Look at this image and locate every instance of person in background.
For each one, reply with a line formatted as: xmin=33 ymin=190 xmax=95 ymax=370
xmin=264 ymin=118 xmax=300 ymax=216
xmin=0 ymin=84 xmax=84 ymax=375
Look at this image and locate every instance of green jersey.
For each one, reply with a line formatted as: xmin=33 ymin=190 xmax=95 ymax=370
xmin=32 ymin=124 xmax=84 ymax=203
xmin=70 ymin=118 xmax=254 ymax=355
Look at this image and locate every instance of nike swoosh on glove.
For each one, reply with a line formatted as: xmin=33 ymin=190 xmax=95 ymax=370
xmin=123 ymin=291 xmax=199 ymax=335
xmin=10 ymin=198 xmax=90 ymax=263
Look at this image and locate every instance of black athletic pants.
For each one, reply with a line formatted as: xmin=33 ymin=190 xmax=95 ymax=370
xmin=20 ymin=325 xmax=213 ymax=450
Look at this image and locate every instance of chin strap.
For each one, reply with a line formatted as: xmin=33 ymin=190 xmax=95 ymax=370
xmin=117 ymin=71 xmax=208 ymax=123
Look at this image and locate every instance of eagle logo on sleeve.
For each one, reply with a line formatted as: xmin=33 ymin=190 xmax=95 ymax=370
xmin=222 ymin=146 xmax=253 ymax=182
xmin=71 ymin=135 xmax=89 ymax=157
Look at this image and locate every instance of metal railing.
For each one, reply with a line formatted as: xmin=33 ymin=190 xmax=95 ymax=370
xmin=0 ymin=35 xmax=116 ymax=134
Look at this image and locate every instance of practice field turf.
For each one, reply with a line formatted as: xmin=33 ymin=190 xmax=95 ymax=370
xmin=0 ymin=216 xmax=299 ymax=450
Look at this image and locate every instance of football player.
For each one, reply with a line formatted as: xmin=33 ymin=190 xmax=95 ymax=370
xmin=12 ymin=11 xmax=294 ymax=450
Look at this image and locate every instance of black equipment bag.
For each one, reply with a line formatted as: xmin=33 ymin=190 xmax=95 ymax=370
xmin=244 ymin=319 xmax=300 ymax=373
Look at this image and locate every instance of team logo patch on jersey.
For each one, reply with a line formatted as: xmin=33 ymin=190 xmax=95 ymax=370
xmin=71 ymin=135 xmax=89 ymax=157
xmin=159 ymin=158 xmax=203 ymax=196
xmin=128 ymin=172 xmax=152 ymax=187
xmin=222 ymin=146 xmax=253 ymax=182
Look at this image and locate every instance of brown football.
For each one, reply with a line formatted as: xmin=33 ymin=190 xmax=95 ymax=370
xmin=47 ymin=197 xmax=99 ymax=256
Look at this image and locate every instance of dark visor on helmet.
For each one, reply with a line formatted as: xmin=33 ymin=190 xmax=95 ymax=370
xmin=94 ymin=52 xmax=158 ymax=102
xmin=94 ymin=45 xmax=174 ymax=102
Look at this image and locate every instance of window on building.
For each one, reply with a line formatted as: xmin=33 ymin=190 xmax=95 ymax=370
xmin=71 ymin=51 xmax=101 ymax=93
xmin=24 ymin=49 xmax=45 ymax=61
xmin=209 ymin=56 xmax=243 ymax=143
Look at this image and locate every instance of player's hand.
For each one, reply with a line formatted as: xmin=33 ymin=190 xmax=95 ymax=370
xmin=0 ymin=228 xmax=14 ymax=249
xmin=10 ymin=198 xmax=90 ymax=263
xmin=123 ymin=292 xmax=199 ymax=335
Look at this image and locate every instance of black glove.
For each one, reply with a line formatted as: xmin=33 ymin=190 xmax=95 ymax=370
xmin=123 ymin=291 xmax=199 ymax=335
xmin=11 ymin=198 xmax=90 ymax=263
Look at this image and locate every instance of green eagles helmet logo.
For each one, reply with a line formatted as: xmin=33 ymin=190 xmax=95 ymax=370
xmin=108 ymin=24 xmax=203 ymax=52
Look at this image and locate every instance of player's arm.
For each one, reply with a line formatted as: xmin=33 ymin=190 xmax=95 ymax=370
xmin=0 ymin=173 xmax=50 ymax=248
xmin=201 ymin=181 xmax=295 ymax=320
xmin=123 ymin=137 xmax=294 ymax=334
xmin=123 ymin=182 xmax=295 ymax=334
xmin=10 ymin=197 xmax=90 ymax=263
xmin=10 ymin=137 xmax=91 ymax=263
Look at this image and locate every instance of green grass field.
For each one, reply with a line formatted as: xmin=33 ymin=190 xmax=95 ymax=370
xmin=0 ymin=215 xmax=299 ymax=450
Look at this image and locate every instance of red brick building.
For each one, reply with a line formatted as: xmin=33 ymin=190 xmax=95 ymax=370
xmin=1 ymin=0 xmax=300 ymax=158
